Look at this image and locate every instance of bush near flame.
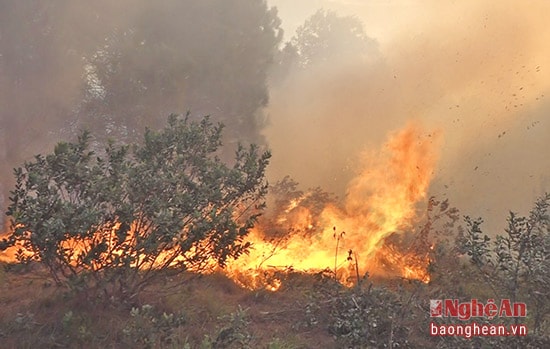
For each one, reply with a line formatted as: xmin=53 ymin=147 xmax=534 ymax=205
xmin=1 ymin=120 xmax=442 ymax=295
xmin=1 ymin=114 xmax=270 ymax=297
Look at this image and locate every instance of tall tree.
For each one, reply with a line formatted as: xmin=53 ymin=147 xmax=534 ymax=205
xmin=0 ymin=0 xmax=283 ymax=225
xmin=76 ymin=0 xmax=283 ymax=146
xmin=281 ymin=9 xmax=378 ymax=71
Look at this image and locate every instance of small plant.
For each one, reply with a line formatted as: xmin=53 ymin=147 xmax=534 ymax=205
xmin=122 ymin=304 xmax=186 ymax=348
xmin=212 ymin=305 xmax=252 ymax=349
xmin=303 ymin=301 xmax=320 ymax=328
xmin=330 ymin=284 xmax=411 ymax=348
xmin=13 ymin=311 xmax=37 ymax=331
xmin=333 ymin=227 xmax=345 ymax=281
xmin=60 ymin=310 xmax=93 ymax=343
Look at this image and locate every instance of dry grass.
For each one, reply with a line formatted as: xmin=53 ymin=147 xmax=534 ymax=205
xmin=2 ymin=262 xmax=547 ymax=348
xmin=0 ymin=263 xmax=338 ymax=348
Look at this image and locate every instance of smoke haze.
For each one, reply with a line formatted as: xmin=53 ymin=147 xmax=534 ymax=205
xmin=0 ymin=0 xmax=548 ymax=235
xmin=0 ymin=0 xmax=282 ymax=226
xmin=266 ymin=0 xmax=550 ymax=233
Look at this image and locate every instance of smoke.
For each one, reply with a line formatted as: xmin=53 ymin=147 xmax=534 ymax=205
xmin=1 ymin=0 xmax=549 ymax=236
xmin=0 ymin=0 xmax=282 ymax=226
xmin=265 ymin=0 xmax=550 ymax=233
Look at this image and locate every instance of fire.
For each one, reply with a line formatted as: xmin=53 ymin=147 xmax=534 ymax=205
xmin=373 ymin=244 xmax=431 ymax=283
xmin=0 ymin=241 xmax=20 ymax=263
xmin=0 ymin=123 xmax=440 ymax=289
xmin=223 ymin=122 xmax=440 ymax=287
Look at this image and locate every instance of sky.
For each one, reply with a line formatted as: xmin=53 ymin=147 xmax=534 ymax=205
xmin=266 ymin=0 xmax=550 ymax=233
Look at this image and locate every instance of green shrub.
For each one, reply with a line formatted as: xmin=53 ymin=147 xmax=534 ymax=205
xmin=1 ymin=114 xmax=270 ymax=298
xmin=122 ymin=304 xmax=186 ymax=348
xmin=330 ymin=285 xmax=411 ymax=348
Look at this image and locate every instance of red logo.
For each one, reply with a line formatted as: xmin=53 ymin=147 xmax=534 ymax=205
xmin=429 ymin=299 xmax=527 ymax=320
xmin=430 ymin=300 xmax=443 ymax=317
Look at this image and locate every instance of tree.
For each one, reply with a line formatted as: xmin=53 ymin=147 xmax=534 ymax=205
xmin=281 ymin=9 xmax=379 ymax=71
xmin=0 ymin=1 xmax=283 ymax=226
xmin=76 ymin=0 xmax=283 ymax=146
xmin=1 ymin=114 xmax=271 ymax=298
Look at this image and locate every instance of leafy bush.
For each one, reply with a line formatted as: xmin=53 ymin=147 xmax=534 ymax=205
xmin=457 ymin=193 xmax=550 ymax=334
xmin=122 ymin=304 xmax=186 ymax=348
xmin=212 ymin=305 xmax=251 ymax=349
xmin=197 ymin=305 xmax=251 ymax=349
xmin=1 ymin=114 xmax=270 ymax=298
xmin=330 ymin=284 xmax=412 ymax=348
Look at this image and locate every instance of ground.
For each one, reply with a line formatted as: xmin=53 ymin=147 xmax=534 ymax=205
xmin=1 ymin=262 xmax=548 ymax=348
xmin=0 ymin=264 xmax=340 ymax=348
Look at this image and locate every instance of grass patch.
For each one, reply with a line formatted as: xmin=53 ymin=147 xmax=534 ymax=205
xmin=0 ymin=264 xmax=548 ymax=348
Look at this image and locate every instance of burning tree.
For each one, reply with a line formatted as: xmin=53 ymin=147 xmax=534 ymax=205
xmin=1 ymin=114 xmax=270 ymax=298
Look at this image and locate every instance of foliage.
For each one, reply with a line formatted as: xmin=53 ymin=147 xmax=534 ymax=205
xmin=0 ymin=0 xmax=283 ymax=143
xmin=420 ymin=197 xmax=461 ymax=247
xmin=457 ymin=216 xmax=491 ymax=267
xmin=212 ymin=305 xmax=252 ymax=349
xmin=457 ymin=193 xmax=550 ymax=334
xmin=0 ymin=1 xmax=283 ymax=225
xmin=280 ymin=9 xmax=378 ymax=71
xmin=330 ymin=283 xmax=412 ymax=348
xmin=375 ymin=196 xmax=461 ymax=286
xmin=197 ymin=305 xmax=252 ymax=349
xmin=77 ymin=0 xmax=283 ymax=145
xmin=1 ymin=258 xmax=548 ymax=348
xmin=122 ymin=304 xmax=186 ymax=348
xmin=262 ymin=175 xmax=338 ymax=239
xmin=2 ymin=114 xmax=270 ymax=298
xmin=60 ymin=310 xmax=94 ymax=344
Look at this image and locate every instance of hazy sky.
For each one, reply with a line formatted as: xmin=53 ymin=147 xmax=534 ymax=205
xmin=266 ymin=0 xmax=550 ymax=233
xmin=1 ymin=1 xmax=548 ymax=236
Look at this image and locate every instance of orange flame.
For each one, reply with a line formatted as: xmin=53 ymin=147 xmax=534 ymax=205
xmin=223 ymin=122 xmax=440 ymax=288
xmin=0 ymin=123 xmax=440 ymax=289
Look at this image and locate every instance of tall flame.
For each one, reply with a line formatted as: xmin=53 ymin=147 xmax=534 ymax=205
xmin=0 ymin=123 xmax=441 ymax=289
xmin=224 ymin=122 xmax=440 ymax=288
